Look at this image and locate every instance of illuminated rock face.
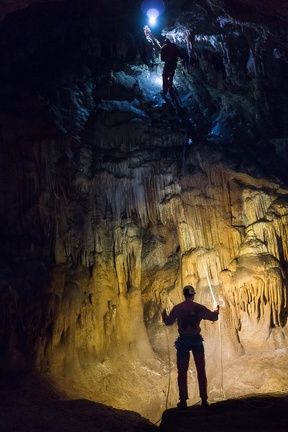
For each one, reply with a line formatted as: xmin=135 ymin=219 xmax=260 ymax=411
xmin=0 ymin=0 xmax=288 ymax=423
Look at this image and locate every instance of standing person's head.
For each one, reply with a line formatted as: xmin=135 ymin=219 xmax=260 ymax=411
xmin=183 ymin=285 xmax=196 ymax=299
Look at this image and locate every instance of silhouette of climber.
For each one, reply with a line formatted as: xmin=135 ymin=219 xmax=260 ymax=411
xmin=162 ymin=285 xmax=219 ymax=409
xmin=161 ymin=37 xmax=180 ymax=96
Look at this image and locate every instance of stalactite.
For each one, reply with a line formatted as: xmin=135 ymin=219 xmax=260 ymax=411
xmin=223 ymin=253 xmax=287 ymax=330
xmin=242 ymin=189 xmax=275 ymax=225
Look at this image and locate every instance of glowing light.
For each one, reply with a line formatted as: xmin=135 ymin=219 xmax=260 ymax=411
xmin=147 ymin=8 xmax=159 ymax=26
xmin=141 ymin=1 xmax=166 ymax=26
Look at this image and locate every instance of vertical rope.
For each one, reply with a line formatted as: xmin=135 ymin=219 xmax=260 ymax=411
xmin=204 ymin=267 xmax=217 ymax=307
xmin=159 ymin=293 xmax=173 ymax=411
xmin=205 ymin=267 xmax=225 ymax=399
xmin=165 ymin=325 xmax=172 ymax=410
xmin=218 ymin=312 xmax=225 ymax=399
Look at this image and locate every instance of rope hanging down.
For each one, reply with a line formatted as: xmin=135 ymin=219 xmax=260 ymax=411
xmin=205 ymin=267 xmax=226 ymax=399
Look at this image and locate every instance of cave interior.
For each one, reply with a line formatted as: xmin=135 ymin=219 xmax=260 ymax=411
xmin=0 ymin=0 xmax=288 ymax=430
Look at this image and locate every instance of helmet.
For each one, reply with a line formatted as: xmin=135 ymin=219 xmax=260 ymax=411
xmin=183 ymin=285 xmax=196 ymax=297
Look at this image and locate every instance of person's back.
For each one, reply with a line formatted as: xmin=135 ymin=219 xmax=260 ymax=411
xmin=160 ymin=39 xmax=180 ymax=95
xmin=163 ymin=298 xmax=217 ymax=334
xmin=172 ymin=301 xmax=206 ymax=334
xmin=161 ymin=41 xmax=179 ymax=63
xmin=162 ymin=285 xmax=219 ymax=409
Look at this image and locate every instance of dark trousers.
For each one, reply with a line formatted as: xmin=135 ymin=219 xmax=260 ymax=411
xmin=162 ymin=64 xmax=176 ymax=93
xmin=176 ymin=334 xmax=208 ymax=401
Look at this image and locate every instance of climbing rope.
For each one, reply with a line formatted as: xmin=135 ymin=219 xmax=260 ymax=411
xmin=164 ymin=323 xmax=172 ymax=410
xmin=218 ymin=312 xmax=225 ymax=399
xmin=151 ymin=299 xmax=173 ymax=427
xmin=205 ymin=267 xmax=225 ymax=400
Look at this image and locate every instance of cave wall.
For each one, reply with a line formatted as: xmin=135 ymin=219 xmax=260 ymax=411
xmin=0 ymin=0 xmax=288 ymax=421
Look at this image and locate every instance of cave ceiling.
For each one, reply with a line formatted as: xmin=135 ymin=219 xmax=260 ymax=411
xmin=1 ymin=0 xmax=288 ymax=25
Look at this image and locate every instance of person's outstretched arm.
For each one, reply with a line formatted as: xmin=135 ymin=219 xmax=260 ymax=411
xmin=162 ymin=306 xmax=177 ymax=325
xmin=200 ymin=304 xmax=219 ymax=321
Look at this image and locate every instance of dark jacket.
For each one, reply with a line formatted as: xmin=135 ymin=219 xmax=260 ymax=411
xmin=162 ymin=299 xmax=218 ymax=335
xmin=161 ymin=41 xmax=180 ymax=69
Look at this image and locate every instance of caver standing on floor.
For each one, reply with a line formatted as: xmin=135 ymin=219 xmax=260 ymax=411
xmin=162 ymin=285 xmax=219 ymax=409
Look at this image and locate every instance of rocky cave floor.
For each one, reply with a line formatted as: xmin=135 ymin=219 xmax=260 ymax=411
xmin=0 ymin=371 xmax=287 ymax=432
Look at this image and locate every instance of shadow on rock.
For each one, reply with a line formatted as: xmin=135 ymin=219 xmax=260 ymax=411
xmin=159 ymin=394 xmax=288 ymax=432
